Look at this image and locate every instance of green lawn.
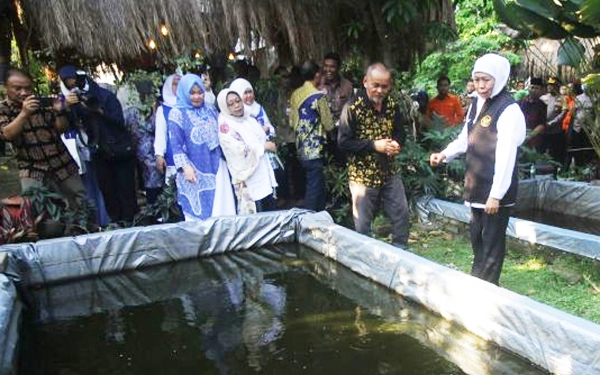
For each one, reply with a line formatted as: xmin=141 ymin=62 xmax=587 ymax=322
xmin=404 ymin=222 xmax=600 ymax=324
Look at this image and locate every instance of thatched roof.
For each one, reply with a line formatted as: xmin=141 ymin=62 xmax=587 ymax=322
xmin=8 ymin=0 xmax=454 ymax=70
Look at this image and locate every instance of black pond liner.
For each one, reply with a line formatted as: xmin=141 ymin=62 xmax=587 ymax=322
xmin=1 ymin=208 xmax=600 ymax=375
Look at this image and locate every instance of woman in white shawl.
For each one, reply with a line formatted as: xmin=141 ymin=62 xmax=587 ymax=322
xmin=217 ymin=89 xmax=278 ymax=214
xmin=230 ymin=78 xmax=275 ymax=136
xmin=230 ymin=78 xmax=284 ymax=191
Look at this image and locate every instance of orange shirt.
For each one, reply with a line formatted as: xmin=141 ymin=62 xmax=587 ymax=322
xmin=562 ymin=95 xmax=575 ymax=133
xmin=425 ymin=94 xmax=465 ymax=127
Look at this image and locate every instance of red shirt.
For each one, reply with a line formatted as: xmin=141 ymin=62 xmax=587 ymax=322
xmin=425 ymin=94 xmax=465 ymax=127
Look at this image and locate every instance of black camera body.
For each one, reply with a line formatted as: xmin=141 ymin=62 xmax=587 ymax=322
xmin=36 ymin=96 xmax=55 ymax=108
xmin=72 ymin=88 xmax=99 ymax=109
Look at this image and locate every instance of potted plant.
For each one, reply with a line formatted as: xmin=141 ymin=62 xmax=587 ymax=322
xmin=21 ymin=186 xmax=67 ymax=239
xmin=0 ymin=198 xmax=38 ymax=244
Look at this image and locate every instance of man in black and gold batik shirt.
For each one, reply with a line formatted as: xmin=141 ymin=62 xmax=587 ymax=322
xmin=338 ymin=63 xmax=410 ymax=247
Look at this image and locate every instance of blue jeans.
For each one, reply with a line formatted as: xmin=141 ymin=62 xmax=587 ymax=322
xmin=301 ymin=158 xmax=326 ymax=211
xmin=349 ymin=174 xmax=410 ymax=247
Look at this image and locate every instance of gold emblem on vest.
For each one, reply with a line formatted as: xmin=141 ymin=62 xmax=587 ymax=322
xmin=479 ymin=115 xmax=492 ymax=128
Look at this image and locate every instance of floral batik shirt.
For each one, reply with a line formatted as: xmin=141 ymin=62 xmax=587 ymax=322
xmin=289 ymin=81 xmax=333 ymax=161
xmin=338 ymin=92 xmax=406 ymax=188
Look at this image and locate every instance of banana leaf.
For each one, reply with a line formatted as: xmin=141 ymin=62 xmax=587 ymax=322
xmin=557 ymin=37 xmax=585 ymax=67
xmin=494 ymin=0 xmax=600 ymax=39
xmin=493 ymin=0 xmax=568 ymax=39
xmin=581 ymin=0 xmax=600 ymax=26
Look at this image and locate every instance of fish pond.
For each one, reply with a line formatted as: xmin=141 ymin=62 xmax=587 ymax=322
xmin=18 ymin=244 xmax=547 ymax=375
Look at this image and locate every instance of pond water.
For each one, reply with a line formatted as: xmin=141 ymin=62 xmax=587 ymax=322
xmin=513 ymin=208 xmax=600 ymax=236
xmin=19 ymin=244 xmax=546 ymax=375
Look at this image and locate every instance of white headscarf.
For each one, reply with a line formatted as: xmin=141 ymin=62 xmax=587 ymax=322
xmin=161 ymin=74 xmax=180 ymax=107
xmin=471 ymin=53 xmax=511 ymax=99
xmin=229 ymin=78 xmax=261 ymax=117
xmin=217 ymin=88 xmax=250 ymax=122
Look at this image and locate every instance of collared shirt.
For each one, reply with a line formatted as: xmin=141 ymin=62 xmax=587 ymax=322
xmin=425 ymin=93 xmax=465 ymax=127
xmin=519 ymin=96 xmax=546 ymax=148
xmin=338 ymin=91 xmax=406 ymax=188
xmin=0 ymin=100 xmax=78 ymax=181
xmin=290 ymin=81 xmax=333 ymax=160
xmin=319 ymin=76 xmax=354 ymax=123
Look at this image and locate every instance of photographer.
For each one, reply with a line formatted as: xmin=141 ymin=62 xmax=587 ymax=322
xmin=0 ymin=68 xmax=86 ymax=208
xmin=59 ymin=65 xmax=137 ymax=224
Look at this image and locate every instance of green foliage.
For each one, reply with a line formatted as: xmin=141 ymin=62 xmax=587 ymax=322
xmin=18 ymin=185 xmax=99 ymax=237
xmin=21 ymin=186 xmax=66 ymax=222
xmin=395 ymin=139 xmax=440 ymax=200
xmin=383 ymin=0 xmax=425 ymax=27
xmin=413 ymin=33 xmax=521 ymax=96
xmin=172 ymin=52 xmax=205 ymax=74
xmin=410 ymin=0 xmax=523 ymax=94
xmin=410 ymin=225 xmax=600 ymax=324
xmin=62 ymin=200 xmax=99 ymax=235
xmin=581 ymin=73 xmax=600 ymax=161
xmin=118 ymin=70 xmax=163 ymax=118
xmin=493 ymin=0 xmax=600 ymax=40
xmin=323 ymin=155 xmax=352 ymax=226
xmin=395 ymin=126 xmax=465 ymax=204
xmin=133 ymin=177 xmax=183 ymax=226
xmin=454 ymin=0 xmax=498 ymax=39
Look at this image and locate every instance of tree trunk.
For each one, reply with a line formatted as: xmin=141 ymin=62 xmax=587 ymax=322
xmin=0 ymin=0 xmax=11 ymax=83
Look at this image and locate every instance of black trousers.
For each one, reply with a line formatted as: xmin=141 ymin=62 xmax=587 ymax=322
xmin=469 ymin=206 xmax=511 ymax=285
xmin=96 ymin=156 xmax=139 ymax=223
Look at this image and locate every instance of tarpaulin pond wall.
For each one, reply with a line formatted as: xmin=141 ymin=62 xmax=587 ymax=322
xmin=419 ymin=179 xmax=600 ymax=260
xmin=1 ymin=208 xmax=600 ymax=374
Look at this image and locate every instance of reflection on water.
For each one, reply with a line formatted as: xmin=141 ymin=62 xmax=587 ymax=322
xmin=19 ymin=244 xmax=546 ymax=375
xmin=513 ymin=208 xmax=600 ymax=235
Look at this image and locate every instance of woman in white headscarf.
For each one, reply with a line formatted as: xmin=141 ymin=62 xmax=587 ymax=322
xmin=230 ymin=78 xmax=275 ymax=136
xmin=154 ymin=74 xmax=181 ymax=182
xmin=230 ymin=78 xmax=284 ymax=191
xmin=429 ymin=53 xmax=526 ymax=285
xmin=217 ymin=88 xmax=278 ymax=214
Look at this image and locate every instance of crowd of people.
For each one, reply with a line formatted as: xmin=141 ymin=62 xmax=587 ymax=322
xmin=0 ymin=51 xmax=597 ymax=285
xmin=517 ymin=75 xmax=596 ymax=170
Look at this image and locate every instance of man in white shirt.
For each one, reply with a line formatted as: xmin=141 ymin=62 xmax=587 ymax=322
xmin=429 ymin=53 xmax=526 ymax=285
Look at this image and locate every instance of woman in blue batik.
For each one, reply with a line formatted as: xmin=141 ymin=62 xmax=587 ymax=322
xmin=168 ymin=74 xmax=235 ymax=220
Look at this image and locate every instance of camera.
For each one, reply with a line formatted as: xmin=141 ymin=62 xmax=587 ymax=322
xmin=72 ymin=87 xmax=99 ymax=109
xmin=36 ymin=96 xmax=56 ymax=108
